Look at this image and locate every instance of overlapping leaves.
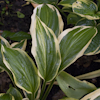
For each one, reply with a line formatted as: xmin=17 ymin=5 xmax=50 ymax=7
xmin=72 ymin=0 xmax=100 ymax=20
xmin=30 ymin=15 xmax=61 ymax=82
xmin=59 ymin=0 xmax=76 ymax=7
xmin=32 ymin=4 xmax=63 ymax=37
xmin=30 ymin=4 xmax=97 ymax=81
xmin=81 ymin=88 xmax=100 ymax=100
xmin=57 ymin=71 xmax=97 ymax=99
xmin=84 ymin=24 xmax=100 ymax=55
xmin=58 ymin=26 xmax=97 ymax=72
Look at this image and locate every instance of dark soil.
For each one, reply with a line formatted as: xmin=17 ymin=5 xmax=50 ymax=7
xmin=0 ymin=0 xmax=100 ymax=100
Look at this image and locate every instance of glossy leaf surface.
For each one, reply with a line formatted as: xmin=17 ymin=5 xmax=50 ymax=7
xmin=0 ymin=93 xmax=15 ymax=100
xmin=84 ymin=24 xmax=100 ymax=55
xmin=11 ymin=40 xmax=27 ymax=50
xmin=57 ymin=71 xmax=97 ymax=99
xmin=72 ymin=0 xmax=100 ymax=20
xmin=30 ymin=16 xmax=61 ymax=82
xmin=81 ymin=89 xmax=100 ymax=100
xmin=59 ymin=0 xmax=76 ymax=7
xmin=0 ymin=43 xmax=13 ymax=78
xmin=1 ymin=46 xmax=40 ymax=94
xmin=0 ymin=36 xmax=14 ymax=83
xmin=32 ymin=4 xmax=63 ymax=37
xmin=26 ymin=0 xmax=58 ymax=4
xmin=58 ymin=26 xmax=97 ymax=72
xmin=7 ymin=87 xmax=23 ymax=100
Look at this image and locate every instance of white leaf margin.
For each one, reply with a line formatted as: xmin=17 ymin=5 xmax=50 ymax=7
xmin=81 ymin=88 xmax=100 ymax=100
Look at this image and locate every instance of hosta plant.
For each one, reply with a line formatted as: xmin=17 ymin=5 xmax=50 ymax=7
xmin=0 ymin=0 xmax=100 ymax=100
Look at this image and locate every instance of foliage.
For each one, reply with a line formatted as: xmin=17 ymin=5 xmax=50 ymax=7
xmin=0 ymin=0 xmax=100 ymax=100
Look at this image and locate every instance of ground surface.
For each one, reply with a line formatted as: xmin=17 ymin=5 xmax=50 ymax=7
xmin=0 ymin=0 xmax=100 ymax=100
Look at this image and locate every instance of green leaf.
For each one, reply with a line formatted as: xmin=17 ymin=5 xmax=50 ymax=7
xmin=17 ymin=11 xmax=25 ymax=18
xmin=59 ymin=0 xmax=77 ymax=7
xmin=0 ymin=93 xmax=15 ymax=100
xmin=72 ymin=0 xmax=100 ymax=20
xmin=56 ymin=71 xmax=97 ymax=99
xmin=60 ymin=97 xmax=78 ymax=100
xmin=30 ymin=16 xmax=61 ymax=82
xmin=95 ymin=96 xmax=100 ymax=100
xmin=84 ymin=24 xmax=100 ymax=55
xmin=1 ymin=46 xmax=40 ymax=95
xmin=67 ymin=13 xmax=81 ymax=25
xmin=81 ymin=89 xmax=100 ymax=100
xmin=62 ymin=7 xmax=72 ymax=12
xmin=0 ymin=35 xmax=10 ymax=47
xmin=95 ymin=46 xmax=100 ymax=54
xmin=11 ymin=39 xmax=27 ymax=50
xmin=0 ymin=42 xmax=11 ymax=72
xmin=0 ymin=36 xmax=14 ymax=83
xmin=76 ymin=18 xmax=96 ymax=26
xmin=97 ymin=0 xmax=100 ymax=11
xmin=7 ymin=87 xmax=23 ymax=100
xmin=25 ymin=0 xmax=58 ymax=4
xmin=2 ymin=31 xmax=31 ymax=41
xmin=32 ymin=4 xmax=63 ymax=37
xmin=58 ymin=26 xmax=97 ymax=72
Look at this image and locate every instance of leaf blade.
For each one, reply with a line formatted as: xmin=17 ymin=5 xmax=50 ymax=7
xmin=57 ymin=71 xmax=97 ymax=99
xmin=30 ymin=16 xmax=61 ymax=82
xmin=0 ymin=93 xmax=15 ymax=100
xmin=1 ymin=46 xmax=40 ymax=95
xmin=7 ymin=87 xmax=23 ymax=100
xmin=58 ymin=26 xmax=97 ymax=72
xmin=31 ymin=4 xmax=64 ymax=37
xmin=72 ymin=0 xmax=100 ymax=20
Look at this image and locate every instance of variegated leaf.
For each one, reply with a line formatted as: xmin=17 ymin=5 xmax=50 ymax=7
xmin=59 ymin=0 xmax=77 ymax=7
xmin=31 ymin=4 xmax=63 ymax=37
xmin=72 ymin=0 xmax=100 ymax=20
xmin=57 ymin=71 xmax=97 ymax=99
xmin=84 ymin=24 xmax=100 ymax=55
xmin=7 ymin=87 xmax=23 ymax=100
xmin=1 ymin=46 xmax=40 ymax=96
xmin=0 ymin=36 xmax=14 ymax=83
xmin=0 ymin=36 xmax=10 ymax=67
xmin=11 ymin=39 xmax=27 ymax=50
xmin=81 ymin=89 xmax=100 ymax=100
xmin=58 ymin=26 xmax=97 ymax=72
xmin=0 ymin=93 xmax=15 ymax=100
xmin=30 ymin=16 xmax=61 ymax=82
